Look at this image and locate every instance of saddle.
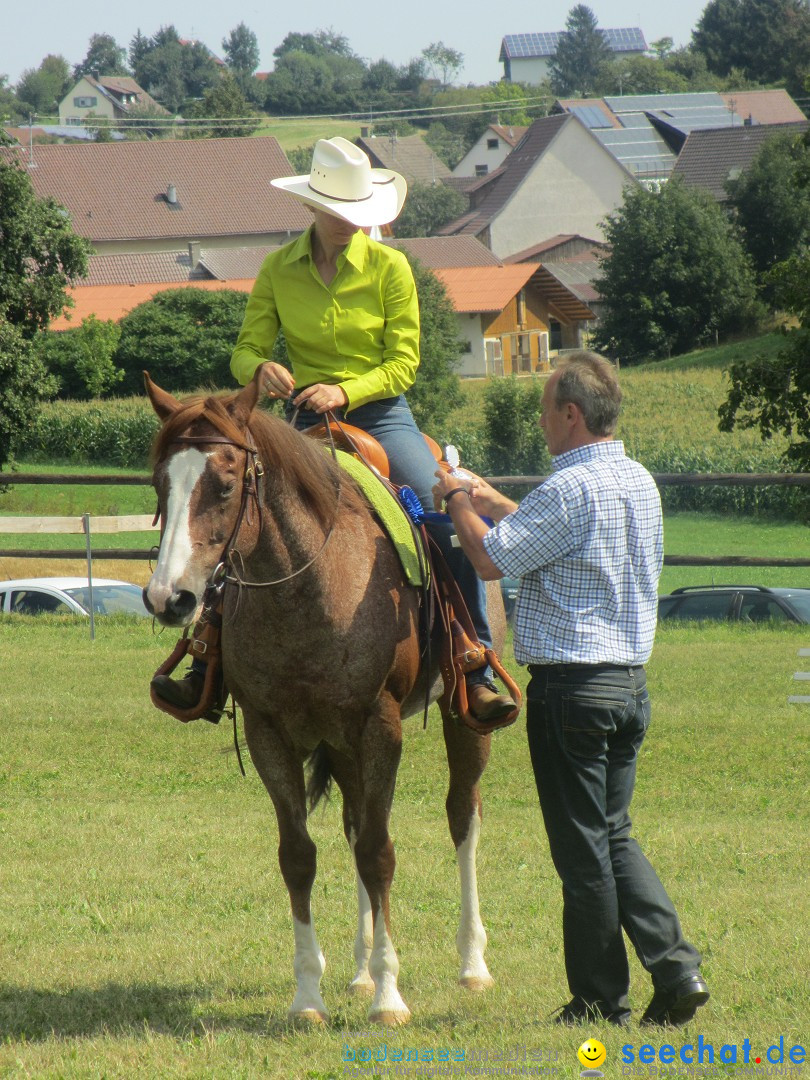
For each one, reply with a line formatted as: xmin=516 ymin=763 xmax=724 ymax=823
xmin=150 ymin=416 xmax=521 ymax=735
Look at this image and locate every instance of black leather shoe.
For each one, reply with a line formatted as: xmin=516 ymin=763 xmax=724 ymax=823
xmin=151 ymin=670 xmax=204 ymax=710
xmin=641 ymin=975 xmax=710 ymax=1027
xmin=552 ymin=998 xmax=630 ymax=1027
xmin=467 ymin=681 xmax=516 ymax=724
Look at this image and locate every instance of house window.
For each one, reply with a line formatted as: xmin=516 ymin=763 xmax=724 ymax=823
xmin=516 ymin=289 xmax=526 ymax=328
xmin=486 ymin=138 xmax=499 ymax=150
xmin=475 ymin=164 xmax=488 ymax=177
xmin=73 ymin=96 xmax=98 ymax=108
xmin=549 ymin=319 xmax=563 ymax=351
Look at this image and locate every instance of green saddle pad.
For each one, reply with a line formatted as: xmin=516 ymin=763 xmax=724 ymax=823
xmin=333 ymin=450 xmax=426 ymax=588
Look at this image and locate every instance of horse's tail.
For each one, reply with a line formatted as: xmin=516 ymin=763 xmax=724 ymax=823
xmin=305 ymin=743 xmax=333 ymax=812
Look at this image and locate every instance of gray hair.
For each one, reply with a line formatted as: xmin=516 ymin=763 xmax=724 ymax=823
xmin=553 ymin=351 xmax=622 ymax=436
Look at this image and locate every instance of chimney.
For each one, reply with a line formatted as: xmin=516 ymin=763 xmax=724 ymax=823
xmin=360 ymin=125 xmax=369 ymax=138
xmin=188 ymin=240 xmax=201 ymax=269
xmin=744 ymin=113 xmax=754 ymax=126
xmin=167 ymin=183 xmax=177 ymax=204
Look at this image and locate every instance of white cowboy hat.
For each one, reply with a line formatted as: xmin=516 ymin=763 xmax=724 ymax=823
xmin=271 ymin=137 xmax=407 ymax=227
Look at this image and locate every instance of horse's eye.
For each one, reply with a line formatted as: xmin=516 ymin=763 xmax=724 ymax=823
xmin=219 ymin=483 xmax=236 ymax=500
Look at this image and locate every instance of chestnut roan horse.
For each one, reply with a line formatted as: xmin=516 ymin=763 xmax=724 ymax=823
xmin=143 ymin=370 xmax=502 ymax=1026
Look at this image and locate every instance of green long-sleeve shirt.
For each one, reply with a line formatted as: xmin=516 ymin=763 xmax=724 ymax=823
xmin=230 ymin=227 xmax=420 ymax=411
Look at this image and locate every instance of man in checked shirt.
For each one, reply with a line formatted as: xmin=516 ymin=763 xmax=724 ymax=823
xmin=432 ymin=352 xmax=709 ymax=1029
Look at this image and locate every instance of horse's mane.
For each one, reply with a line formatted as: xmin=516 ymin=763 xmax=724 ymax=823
xmin=152 ymin=391 xmax=356 ymax=528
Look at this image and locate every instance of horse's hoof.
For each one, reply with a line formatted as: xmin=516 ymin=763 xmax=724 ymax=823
xmin=288 ymin=1008 xmax=329 ymax=1026
xmin=459 ymin=973 xmax=495 ymax=992
xmin=348 ymin=975 xmax=375 ymax=997
xmin=369 ymin=1008 xmax=411 ymax=1027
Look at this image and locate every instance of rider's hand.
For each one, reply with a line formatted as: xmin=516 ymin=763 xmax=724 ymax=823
xmin=293 ymin=384 xmax=349 ymax=414
xmin=259 ymin=361 xmax=295 ymax=400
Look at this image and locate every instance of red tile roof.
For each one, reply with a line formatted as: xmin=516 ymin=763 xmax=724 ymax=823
xmin=433 ymin=264 xmax=539 ymax=312
xmin=356 ymin=135 xmax=452 ymax=184
xmin=384 ymin=236 xmax=503 ymax=268
xmin=10 ymin=137 xmax=311 ymax=243
xmin=720 ymin=90 xmax=806 ymax=126
xmin=51 ymin=280 xmax=254 ymax=330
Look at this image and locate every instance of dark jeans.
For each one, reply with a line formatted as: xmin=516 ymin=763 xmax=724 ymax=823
xmin=288 ymin=395 xmax=493 ymax=670
xmin=526 ymin=663 xmax=702 ymax=1013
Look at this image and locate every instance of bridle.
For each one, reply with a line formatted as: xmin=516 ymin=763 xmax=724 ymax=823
xmin=156 ymin=424 xmax=341 ymax=595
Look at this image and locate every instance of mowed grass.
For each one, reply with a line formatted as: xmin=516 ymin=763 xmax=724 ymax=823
xmin=0 ymin=617 xmax=807 ymax=1077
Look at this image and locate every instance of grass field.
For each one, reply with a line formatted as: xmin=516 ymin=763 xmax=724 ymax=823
xmin=0 ymin=617 xmax=807 ymax=1077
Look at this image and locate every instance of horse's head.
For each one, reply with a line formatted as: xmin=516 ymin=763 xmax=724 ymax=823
xmin=143 ymin=370 xmax=263 ymax=627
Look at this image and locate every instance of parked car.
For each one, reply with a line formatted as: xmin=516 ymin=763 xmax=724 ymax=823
xmin=0 ymin=577 xmax=149 ymax=617
xmin=657 ymin=585 xmax=810 ymax=624
xmin=500 ymin=576 xmax=519 ymax=621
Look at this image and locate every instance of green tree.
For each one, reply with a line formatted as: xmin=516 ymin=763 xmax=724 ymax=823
xmin=0 ymin=75 xmax=25 ymax=125
xmin=0 ymin=155 xmax=90 ymax=337
xmin=402 ymin=256 xmax=462 ymax=428
xmin=133 ymin=27 xmax=220 ymax=112
xmin=597 ymin=54 xmax=688 ymax=96
xmin=726 ymin=131 xmax=810 ymax=286
xmin=391 ymin=182 xmax=467 ymax=238
xmin=114 ymin=288 xmax=249 ymax=394
xmin=16 ymin=54 xmax=71 ymax=116
xmin=0 ymin=321 xmax=56 ymax=470
xmin=73 ymin=33 xmax=129 ymax=79
xmin=479 ymin=80 xmax=550 ymax=125
xmin=548 ymin=5 xmax=613 ymax=96
xmin=129 ymin=30 xmax=151 ymax=73
xmin=481 ymin=377 xmax=550 ymax=476
xmin=421 ymin=42 xmax=464 ymax=90
xmin=185 ymin=73 xmax=260 ymax=138
xmin=35 ymin=314 xmax=123 ymax=398
xmin=264 ymin=52 xmax=336 ymax=113
xmin=222 ymin=23 xmax=260 ymax=77
xmin=593 ymin=178 xmax=763 ymax=363
xmin=719 ymin=252 xmax=810 ymax=467
xmin=650 ymin=37 xmax=675 ymax=59
xmin=692 ymin=0 xmax=810 ymax=96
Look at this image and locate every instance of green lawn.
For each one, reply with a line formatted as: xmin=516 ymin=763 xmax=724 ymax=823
xmin=0 ymin=617 xmax=806 ymax=1077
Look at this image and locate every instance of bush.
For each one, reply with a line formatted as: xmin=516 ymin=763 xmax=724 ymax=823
xmin=15 ymin=398 xmax=159 ymax=467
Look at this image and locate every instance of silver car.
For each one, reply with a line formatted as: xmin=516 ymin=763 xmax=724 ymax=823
xmin=0 ymin=577 xmax=148 ymax=617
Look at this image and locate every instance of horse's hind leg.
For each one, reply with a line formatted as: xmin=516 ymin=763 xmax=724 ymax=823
xmin=443 ymin=714 xmax=495 ymax=990
xmin=352 ymin=701 xmax=411 ymax=1026
xmin=243 ymin=711 xmax=329 ymax=1024
xmin=326 ymin=749 xmax=374 ymax=995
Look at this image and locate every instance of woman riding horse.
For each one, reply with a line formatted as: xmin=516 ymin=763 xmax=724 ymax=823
xmin=152 ymin=136 xmax=515 ymax=724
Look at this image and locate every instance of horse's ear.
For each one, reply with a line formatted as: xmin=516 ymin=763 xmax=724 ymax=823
xmin=227 ymin=367 xmax=263 ymax=430
xmin=144 ymin=371 xmax=181 ymax=420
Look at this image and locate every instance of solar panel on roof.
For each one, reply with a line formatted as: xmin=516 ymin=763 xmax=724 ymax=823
xmin=570 ymin=105 xmax=613 ymax=129
xmin=606 ymin=92 xmax=724 ymax=112
xmin=618 ymin=114 xmax=655 ymax=129
xmin=503 ymin=26 xmax=645 ymax=58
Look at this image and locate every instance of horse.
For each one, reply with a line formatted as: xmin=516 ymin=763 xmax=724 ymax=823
xmin=143 ymin=369 xmax=506 ymax=1026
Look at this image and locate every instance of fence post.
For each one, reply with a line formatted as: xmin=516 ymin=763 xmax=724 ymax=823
xmin=82 ymin=513 xmax=95 ymax=641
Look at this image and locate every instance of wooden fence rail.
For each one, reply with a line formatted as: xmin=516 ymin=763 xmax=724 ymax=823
xmin=0 ymin=472 xmax=807 ymax=567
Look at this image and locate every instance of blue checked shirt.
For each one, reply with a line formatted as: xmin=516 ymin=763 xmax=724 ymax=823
xmin=483 ymin=441 xmax=663 ymax=666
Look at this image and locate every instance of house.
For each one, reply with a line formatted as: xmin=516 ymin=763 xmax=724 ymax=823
xmin=49 ymin=244 xmax=276 ymax=329
xmin=453 ymin=124 xmax=528 ymax=178
xmin=355 ymin=133 xmax=451 ymax=184
xmin=58 ymin=75 xmax=169 ymax=127
xmin=500 ymin=29 xmax=646 ymax=85
xmin=672 ymin=121 xmax=809 ymax=201
xmin=438 ymin=113 xmax=638 ymax=259
xmin=385 ymin=236 xmax=595 ymax=377
xmin=14 ymin=137 xmax=312 ymax=256
xmin=505 ymin=236 xmax=607 ymax=324
xmin=552 ymin=89 xmax=808 ymax=186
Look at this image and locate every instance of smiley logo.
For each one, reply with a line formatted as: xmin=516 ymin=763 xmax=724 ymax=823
xmin=577 ymin=1039 xmax=607 ymax=1069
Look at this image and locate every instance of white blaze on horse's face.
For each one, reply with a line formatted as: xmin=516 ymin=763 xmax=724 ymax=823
xmin=146 ymin=447 xmax=213 ymax=622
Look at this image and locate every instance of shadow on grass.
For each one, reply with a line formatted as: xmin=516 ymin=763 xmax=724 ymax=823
xmin=0 ymin=982 xmax=294 ymax=1041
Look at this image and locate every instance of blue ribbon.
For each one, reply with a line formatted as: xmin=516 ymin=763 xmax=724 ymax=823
xmin=397 ymin=486 xmax=493 ymax=527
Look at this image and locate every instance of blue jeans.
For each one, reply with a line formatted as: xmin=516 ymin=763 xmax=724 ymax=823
xmin=526 ymin=663 xmax=702 ymax=1013
xmin=287 ymin=395 xmax=493 ymax=671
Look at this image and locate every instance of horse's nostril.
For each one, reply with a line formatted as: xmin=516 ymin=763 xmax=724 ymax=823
xmin=165 ymin=590 xmax=199 ymax=622
xmin=142 ymin=587 xmax=155 ymax=615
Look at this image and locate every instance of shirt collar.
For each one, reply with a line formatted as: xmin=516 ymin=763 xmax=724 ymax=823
xmin=282 ymin=225 xmax=368 ymax=271
xmin=551 ymin=439 xmax=624 ymax=472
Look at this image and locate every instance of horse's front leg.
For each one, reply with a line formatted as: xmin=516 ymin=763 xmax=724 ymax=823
xmin=354 ymin=700 xmax=411 ymax=1026
xmin=443 ymin=714 xmax=495 ymax=990
xmin=243 ymin=710 xmax=329 ymax=1023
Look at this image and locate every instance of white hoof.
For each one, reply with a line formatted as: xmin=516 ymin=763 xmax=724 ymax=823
xmin=288 ymin=1007 xmax=329 ymax=1026
xmin=459 ymin=972 xmax=495 ymax=991
xmin=348 ymin=974 xmax=375 ymax=996
xmin=369 ymin=1006 xmax=411 ymax=1027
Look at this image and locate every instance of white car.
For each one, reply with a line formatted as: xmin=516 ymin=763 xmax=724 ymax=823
xmin=0 ymin=577 xmax=149 ymax=617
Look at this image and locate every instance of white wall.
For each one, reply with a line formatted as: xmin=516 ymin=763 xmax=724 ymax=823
xmin=489 ymin=122 xmax=636 ymax=259
xmin=455 ymin=314 xmax=488 ymax=377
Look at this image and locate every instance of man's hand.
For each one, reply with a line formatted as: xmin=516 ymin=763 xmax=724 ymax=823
xmin=259 ymin=361 xmax=295 ymax=400
xmin=293 ymin=383 xmax=349 ymax=414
